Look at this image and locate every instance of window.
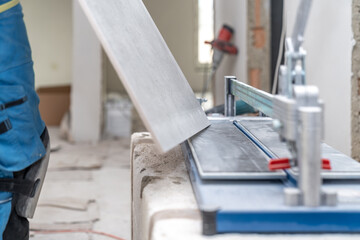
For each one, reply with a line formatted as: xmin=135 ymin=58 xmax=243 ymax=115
xmin=197 ymin=0 xmax=214 ymax=66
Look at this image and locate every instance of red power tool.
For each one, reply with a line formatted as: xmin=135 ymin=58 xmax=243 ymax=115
xmin=205 ymin=24 xmax=238 ymax=55
xmin=202 ymin=24 xmax=238 ymax=96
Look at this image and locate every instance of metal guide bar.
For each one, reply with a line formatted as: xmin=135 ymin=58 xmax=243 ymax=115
xmin=230 ymin=79 xmax=274 ymax=117
xmin=232 ymin=120 xmax=277 ymax=159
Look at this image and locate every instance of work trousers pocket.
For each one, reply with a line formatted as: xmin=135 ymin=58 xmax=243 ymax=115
xmin=0 ymin=85 xmax=45 ymax=173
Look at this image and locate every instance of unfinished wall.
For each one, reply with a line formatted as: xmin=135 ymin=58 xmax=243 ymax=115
xmin=352 ymin=0 xmax=360 ymax=160
xmin=214 ymin=0 xmax=248 ymax=105
xmin=286 ymin=0 xmax=353 ymax=155
xmin=22 ymin=0 xmax=72 ymax=89
xmin=247 ymin=0 xmax=271 ymax=92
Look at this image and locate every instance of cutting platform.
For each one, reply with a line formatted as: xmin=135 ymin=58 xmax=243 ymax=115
xmin=182 ymin=117 xmax=360 ymax=235
xmin=188 ymin=120 xmax=285 ymax=180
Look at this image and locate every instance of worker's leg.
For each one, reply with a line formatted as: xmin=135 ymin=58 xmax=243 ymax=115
xmin=0 ymin=179 xmax=11 ymax=240
xmin=0 ymin=1 xmax=47 ymax=239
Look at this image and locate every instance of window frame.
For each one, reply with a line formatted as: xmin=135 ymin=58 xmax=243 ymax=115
xmin=194 ymin=0 xmax=214 ymax=71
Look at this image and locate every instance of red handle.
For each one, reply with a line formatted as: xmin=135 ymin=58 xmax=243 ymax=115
xmin=205 ymin=40 xmax=238 ymax=55
xmin=269 ymin=158 xmax=331 ymax=171
xmin=268 ymin=158 xmax=291 ymax=171
xmin=322 ymin=158 xmax=331 ymax=170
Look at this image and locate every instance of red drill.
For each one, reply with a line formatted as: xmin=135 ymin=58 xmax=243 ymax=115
xmin=205 ymin=24 xmax=238 ymax=55
xmin=203 ymin=24 xmax=238 ymax=96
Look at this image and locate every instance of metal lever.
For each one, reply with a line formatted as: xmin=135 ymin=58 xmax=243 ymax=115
xmin=291 ymin=0 xmax=313 ymax=52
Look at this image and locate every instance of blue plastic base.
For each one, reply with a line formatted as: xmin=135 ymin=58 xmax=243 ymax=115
xmin=217 ymin=211 xmax=360 ymax=233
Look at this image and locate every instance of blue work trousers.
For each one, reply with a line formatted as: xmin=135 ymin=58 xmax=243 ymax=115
xmin=0 ymin=1 xmax=46 ymax=238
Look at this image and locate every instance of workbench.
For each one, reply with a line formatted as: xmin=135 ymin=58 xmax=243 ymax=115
xmin=130 ymin=132 xmax=360 ymax=240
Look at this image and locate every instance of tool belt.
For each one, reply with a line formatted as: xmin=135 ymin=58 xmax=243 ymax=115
xmin=0 ymin=0 xmax=19 ymax=14
xmin=0 ymin=96 xmax=50 ymax=218
xmin=15 ymin=127 xmax=50 ymax=218
xmin=0 ymin=126 xmax=50 ymax=218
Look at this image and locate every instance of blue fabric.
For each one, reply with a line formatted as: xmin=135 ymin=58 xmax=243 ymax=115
xmin=0 ymin=2 xmax=46 ymax=238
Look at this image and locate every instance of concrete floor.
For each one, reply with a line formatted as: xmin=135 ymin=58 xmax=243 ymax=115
xmin=29 ymin=127 xmax=131 ymax=240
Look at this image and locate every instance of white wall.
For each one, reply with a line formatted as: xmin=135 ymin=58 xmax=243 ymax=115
xmin=286 ymin=0 xmax=353 ymax=155
xmin=22 ymin=0 xmax=73 ymax=89
xmin=71 ymin=0 xmax=103 ymax=143
xmin=214 ymin=0 xmax=248 ymax=105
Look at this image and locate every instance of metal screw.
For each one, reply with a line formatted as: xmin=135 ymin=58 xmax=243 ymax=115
xmin=273 ymin=119 xmax=282 ymax=132
xmin=197 ymin=98 xmax=208 ymax=106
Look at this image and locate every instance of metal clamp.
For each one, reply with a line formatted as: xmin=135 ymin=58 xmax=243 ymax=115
xmin=224 ymin=76 xmax=236 ymax=117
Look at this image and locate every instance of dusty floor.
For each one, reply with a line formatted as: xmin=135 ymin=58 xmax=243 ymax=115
xmin=29 ymin=127 xmax=131 ymax=240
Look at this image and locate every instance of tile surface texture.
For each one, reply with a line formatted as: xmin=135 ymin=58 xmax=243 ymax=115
xmin=78 ymin=0 xmax=209 ymax=152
